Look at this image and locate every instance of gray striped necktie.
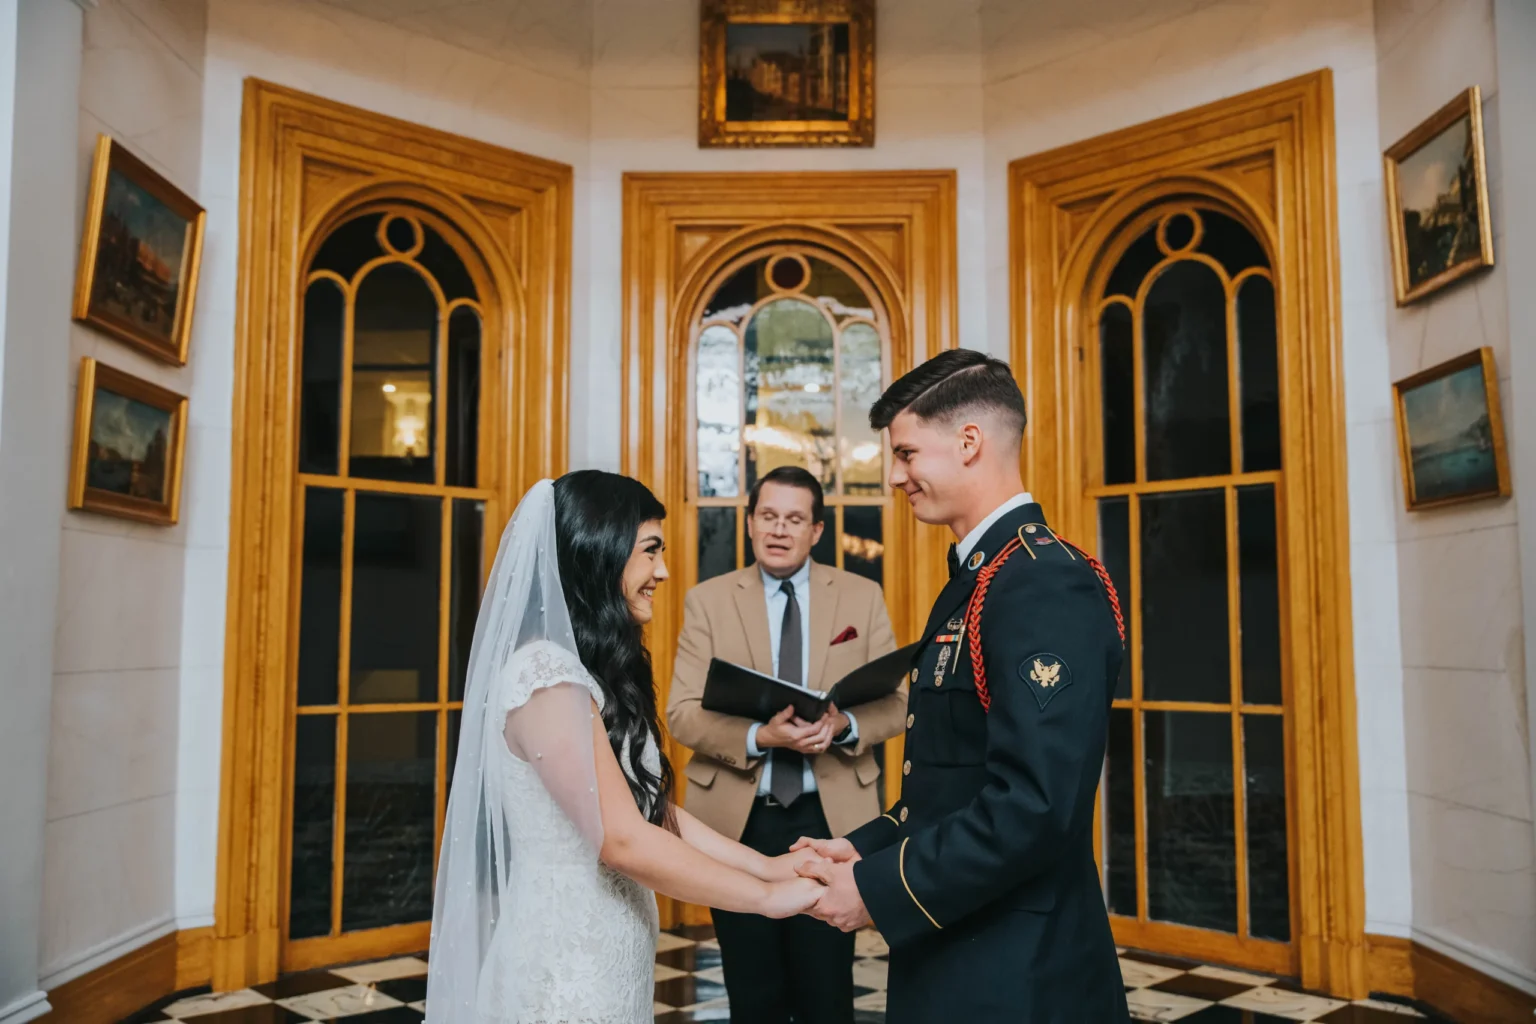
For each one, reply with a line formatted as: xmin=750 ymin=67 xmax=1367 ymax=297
xmin=771 ymin=578 xmax=804 ymax=807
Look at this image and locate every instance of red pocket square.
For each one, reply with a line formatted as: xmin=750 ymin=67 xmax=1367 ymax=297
xmin=831 ymin=626 xmax=858 ymax=646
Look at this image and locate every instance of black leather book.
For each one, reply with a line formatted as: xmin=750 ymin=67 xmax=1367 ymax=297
xmin=701 ymin=642 xmax=920 ymax=723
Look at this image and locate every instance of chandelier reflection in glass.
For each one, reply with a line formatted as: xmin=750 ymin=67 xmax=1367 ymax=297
xmin=691 ymin=247 xmax=889 ymax=584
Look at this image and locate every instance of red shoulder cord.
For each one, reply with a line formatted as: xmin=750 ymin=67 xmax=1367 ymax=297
xmin=964 ymin=535 xmax=1127 ymax=713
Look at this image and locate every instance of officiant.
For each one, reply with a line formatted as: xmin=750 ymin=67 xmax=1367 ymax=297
xmin=667 ymin=466 xmax=906 ymax=1024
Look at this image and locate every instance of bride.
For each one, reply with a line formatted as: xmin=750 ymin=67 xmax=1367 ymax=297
xmin=427 ymin=471 xmax=825 ymax=1023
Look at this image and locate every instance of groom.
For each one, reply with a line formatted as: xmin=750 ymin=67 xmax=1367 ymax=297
xmin=796 ymin=349 xmax=1130 ymax=1022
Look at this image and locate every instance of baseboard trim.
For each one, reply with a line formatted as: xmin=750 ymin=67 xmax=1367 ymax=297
xmin=38 ymin=915 xmax=175 ymax=989
xmin=0 ymin=992 xmax=51 ymax=1024
xmin=39 ymin=926 xmax=214 ymax=1024
xmin=1364 ymin=931 xmax=1536 ymax=1023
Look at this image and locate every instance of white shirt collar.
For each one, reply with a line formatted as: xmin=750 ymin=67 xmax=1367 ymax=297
xmin=956 ymin=492 xmax=1034 ymax=564
xmin=760 ymin=557 xmax=813 ymax=594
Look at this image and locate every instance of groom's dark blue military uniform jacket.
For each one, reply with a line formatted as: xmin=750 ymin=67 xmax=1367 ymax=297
xmin=846 ymin=501 xmax=1130 ymax=1023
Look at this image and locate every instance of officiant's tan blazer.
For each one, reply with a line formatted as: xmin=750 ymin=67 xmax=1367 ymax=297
xmin=667 ymin=561 xmax=906 ymax=841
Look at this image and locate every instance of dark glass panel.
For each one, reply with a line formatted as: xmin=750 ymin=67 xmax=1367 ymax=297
xmin=1143 ymin=261 xmax=1231 ymax=481
xmin=697 ymin=506 xmax=737 ymax=583
xmin=842 ymin=505 xmax=883 ymax=584
xmin=448 ymin=499 xmax=484 ymax=702
xmin=1105 ymin=225 xmax=1162 ymax=300
xmin=341 ymin=712 xmax=436 ymax=931
xmin=1245 ymin=714 xmax=1290 ymax=941
xmin=743 ymin=298 xmax=835 ymax=490
xmin=351 ymin=493 xmax=441 ymax=704
xmin=1145 ymin=711 xmax=1236 ymax=933
xmin=445 ymin=307 xmax=481 ymax=488
xmin=299 ymin=280 xmax=344 ymax=476
xmin=1141 ymin=490 xmax=1230 ymax=703
xmin=703 ymin=258 xmax=767 ymax=323
xmin=288 ymin=714 xmax=335 ymax=939
xmin=311 ymin=213 xmax=384 ymax=280
xmin=297 ymin=488 xmax=344 ymax=706
xmin=1163 ymin=212 xmax=1196 ymax=251
xmin=1100 ymin=302 xmax=1135 ymax=485
xmin=350 ymin=263 xmax=438 ymax=484
xmin=1199 ymin=210 xmax=1270 ymax=276
xmin=384 ymin=216 xmax=417 ymax=253
xmin=811 ymin=506 xmax=837 ymax=568
xmin=770 ymin=256 xmax=807 ymax=291
xmin=1097 ymin=496 xmax=1132 ymax=700
xmin=1105 ymin=707 xmax=1136 ymax=916
xmin=418 ymin=223 xmax=477 ymax=303
xmin=1238 ymin=276 xmax=1281 ymax=472
xmin=446 ymin=709 xmax=463 ymax=797
xmin=805 ymin=257 xmax=874 ymax=320
xmin=1238 ymin=485 xmax=1282 ymax=706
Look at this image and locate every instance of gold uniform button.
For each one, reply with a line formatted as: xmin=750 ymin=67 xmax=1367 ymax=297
xmin=935 ymin=675 xmax=943 ymax=688
xmin=1025 ymin=524 xmax=1038 ymax=534
xmin=910 ymin=668 xmax=919 ymax=683
xmin=899 ymin=807 xmax=909 ymax=822
xmin=906 ymin=713 xmax=915 ymax=729
xmin=902 ymin=760 xmax=912 ymax=776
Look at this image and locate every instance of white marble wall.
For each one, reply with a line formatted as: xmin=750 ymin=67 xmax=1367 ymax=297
xmin=980 ymin=0 xmax=1416 ymax=940
xmin=39 ymin=0 xmax=206 ymax=989
xmin=1375 ymin=0 xmax=1535 ymax=993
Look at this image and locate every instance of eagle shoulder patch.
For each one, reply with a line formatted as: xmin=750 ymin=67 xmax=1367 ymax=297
xmin=1020 ymin=653 xmax=1072 ymax=709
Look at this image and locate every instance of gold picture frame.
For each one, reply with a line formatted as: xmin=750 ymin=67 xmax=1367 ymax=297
xmin=1392 ymin=347 xmax=1510 ymax=511
xmin=698 ymin=0 xmax=874 ymax=148
xmin=1383 ymin=86 xmax=1494 ymax=305
xmin=73 ymin=134 xmax=206 ymax=364
xmin=69 ymin=358 xmax=188 ymax=525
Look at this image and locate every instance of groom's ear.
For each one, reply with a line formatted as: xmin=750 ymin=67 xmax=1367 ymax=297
xmin=958 ymin=422 xmax=984 ymax=465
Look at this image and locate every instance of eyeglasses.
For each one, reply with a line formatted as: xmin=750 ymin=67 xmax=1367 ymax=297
xmin=753 ymin=510 xmax=812 ymax=531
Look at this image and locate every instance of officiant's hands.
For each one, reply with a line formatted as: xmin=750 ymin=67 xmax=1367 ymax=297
xmin=756 ymin=705 xmax=839 ymax=754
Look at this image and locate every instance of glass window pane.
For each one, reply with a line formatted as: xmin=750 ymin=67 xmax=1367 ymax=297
xmin=418 ymin=222 xmax=477 ymax=303
xmin=697 ymin=324 xmax=741 ymax=498
xmin=839 ymin=321 xmax=883 ymax=495
xmin=448 ymin=499 xmax=483 ymax=702
xmin=703 ymin=258 xmax=766 ymax=324
xmin=1239 ymin=485 xmax=1282 ymax=706
xmin=1143 ymin=261 xmax=1231 ymax=481
xmin=311 ymin=213 xmax=383 ymax=280
xmin=811 ymin=506 xmax=836 ymax=568
xmin=1105 ymin=224 xmax=1161 ymax=300
xmin=298 ymin=487 xmax=344 ymax=706
xmin=446 ymin=708 xmax=462 ymax=797
xmin=1141 ymin=490 xmax=1229 ymax=703
xmin=697 ymin=506 xmax=737 ymax=583
xmin=1238 ymin=276 xmax=1281 ymax=472
xmin=842 ymin=505 xmax=883 ymax=584
xmin=806 ymin=257 xmax=874 ymax=320
xmin=446 ymin=307 xmax=480 ymax=488
xmin=300 ymin=279 xmax=344 ymax=476
xmin=744 ymin=298 xmax=835 ymax=490
xmin=1105 ymin=707 xmax=1136 ymax=916
xmin=288 ymin=714 xmax=335 ymax=939
xmin=350 ymin=263 xmax=438 ymax=484
xmin=1198 ymin=210 xmax=1269 ymax=277
xmin=1100 ymin=302 xmax=1135 ymax=485
xmin=1097 ymin=496 xmax=1132 ymax=700
xmin=341 ymin=711 xmax=436 ymax=931
xmin=351 ymin=493 xmax=441 ymax=704
xmin=1244 ymin=714 xmax=1290 ymax=941
xmin=1145 ymin=710 xmax=1236 ymax=933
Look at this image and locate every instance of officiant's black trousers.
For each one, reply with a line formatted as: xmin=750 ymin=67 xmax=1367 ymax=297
xmin=712 ymin=796 xmax=856 ymax=1024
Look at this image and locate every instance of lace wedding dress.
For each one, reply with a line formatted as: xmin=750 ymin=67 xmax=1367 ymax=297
xmin=474 ymin=641 xmax=660 ymax=1023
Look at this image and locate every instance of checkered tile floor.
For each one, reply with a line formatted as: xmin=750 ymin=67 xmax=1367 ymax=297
xmin=118 ymin=928 xmax=1450 ymax=1023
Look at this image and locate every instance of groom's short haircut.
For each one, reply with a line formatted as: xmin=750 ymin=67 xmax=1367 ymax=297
xmin=869 ymin=348 xmax=1026 ymax=441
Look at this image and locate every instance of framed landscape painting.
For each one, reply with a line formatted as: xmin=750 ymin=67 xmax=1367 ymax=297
xmin=69 ymin=358 xmax=187 ymax=525
xmin=699 ymin=0 xmax=874 ymax=148
xmin=1383 ymin=86 xmax=1494 ymax=305
xmin=1393 ymin=347 xmax=1509 ymax=511
xmin=73 ymin=134 xmax=206 ymax=364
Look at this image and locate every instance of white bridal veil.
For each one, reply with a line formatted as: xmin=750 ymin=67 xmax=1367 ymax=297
xmin=425 ymin=479 xmax=604 ymax=1022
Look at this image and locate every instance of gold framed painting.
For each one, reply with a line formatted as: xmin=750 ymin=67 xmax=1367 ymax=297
xmin=69 ymin=358 xmax=188 ymax=525
xmin=698 ymin=0 xmax=874 ymax=148
xmin=1393 ymin=347 xmax=1510 ymax=511
xmin=73 ymin=134 xmax=206 ymax=364
xmin=1383 ymin=86 xmax=1494 ymax=305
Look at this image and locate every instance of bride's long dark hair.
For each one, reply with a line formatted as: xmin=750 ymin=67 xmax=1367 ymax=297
xmin=552 ymin=470 xmax=677 ymax=831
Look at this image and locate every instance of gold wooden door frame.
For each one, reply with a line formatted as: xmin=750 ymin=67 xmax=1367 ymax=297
xmin=621 ymin=170 xmax=958 ymax=927
xmin=214 ymin=80 xmax=571 ymax=991
xmin=1010 ymin=71 xmax=1365 ymax=997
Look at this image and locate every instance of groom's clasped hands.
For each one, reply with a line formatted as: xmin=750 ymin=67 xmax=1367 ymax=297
xmin=776 ymin=835 xmax=873 ymax=932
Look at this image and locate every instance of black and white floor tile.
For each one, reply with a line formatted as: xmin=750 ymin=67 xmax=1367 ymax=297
xmin=118 ymin=929 xmax=1449 ymax=1024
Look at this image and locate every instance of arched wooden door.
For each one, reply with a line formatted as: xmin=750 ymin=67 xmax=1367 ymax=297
xmin=216 ymin=82 xmax=571 ymax=989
